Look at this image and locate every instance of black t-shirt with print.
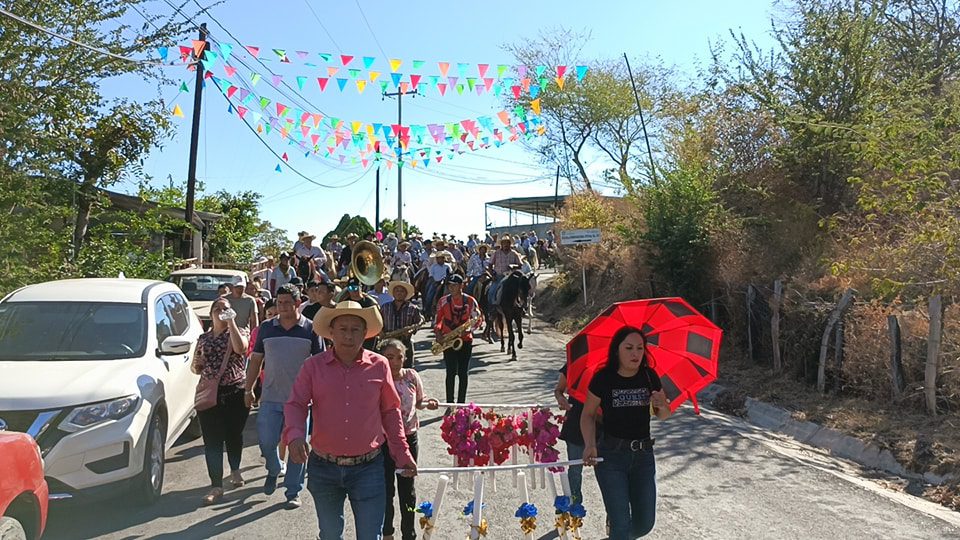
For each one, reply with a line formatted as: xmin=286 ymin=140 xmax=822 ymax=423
xmin=588 ymin=366 xmax=662 ymax=441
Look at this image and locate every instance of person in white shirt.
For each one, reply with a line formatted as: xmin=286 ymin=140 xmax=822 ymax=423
xmin=466 ymin=244 xmax=489 ymax=296
xmin=424 ymin=252 xmax=452 ymax=316
xmin=268 ymin=252 xmax=297 ymax=296
xmin=294 ymin=233 xmax=327 ymax=282
xmin=370 ymin=277 xmax=394 ymax=306
xmin=394 ymin=241 xmax=413 ymax=266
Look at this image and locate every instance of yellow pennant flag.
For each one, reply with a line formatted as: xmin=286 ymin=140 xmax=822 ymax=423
xmin=389 ymin=58 xmax=402 ymax=72
xmin=352 ymin=121 xmax=363 ymax=134
xmin=172 ymin=104 xmax=184 ymax=118
xmin=555 ymin=77 xmax=565 ymax=90
xmin=369 ymin=71 xmax=381 ymax=82
xmin=531 ymin=98 xmax=541 ymax=116
xmin=356 ymin=80 xmax=367 ymax=93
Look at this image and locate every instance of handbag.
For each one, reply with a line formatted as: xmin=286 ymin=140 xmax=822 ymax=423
xmin=194 ymin=336 xmax=233 ymax=411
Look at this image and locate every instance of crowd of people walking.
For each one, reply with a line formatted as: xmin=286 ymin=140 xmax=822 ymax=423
xmin=189 ymin=226 xmax=670 ymax=539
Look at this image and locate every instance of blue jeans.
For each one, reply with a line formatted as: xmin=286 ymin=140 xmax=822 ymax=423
xmin=256 ymin=401 xmax=306 ymax=499
xmin=565 ymin=441 xmax=584 ymax=505
xmin=307 ymin=452 xmax=386 ymax=540
xmin=594 ymin=446 xmax=656 ymax=539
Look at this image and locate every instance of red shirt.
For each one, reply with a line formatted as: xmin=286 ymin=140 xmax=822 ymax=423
xmin=282 ymin=349 xmax=414 ymax=468
xmin=434 ymin=293 xmax=482 ymax=343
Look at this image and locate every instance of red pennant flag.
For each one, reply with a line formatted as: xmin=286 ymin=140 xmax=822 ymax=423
xmin=557 ymin=65 xmax=567 ymax=78
xmin=226 ymin=85 xmax=238 ymax=98
xmin=483 ymin=78 xmax=494 ymax=91
xmin=362 ymin=159 xmax=369 ymax=168
xmin=192 ymin=40 xmax=206 ymax=58
xmin=311 ymin=134 xmax=321 ymax=145
xmin=410 ymin=74 xmax=422 ymax=87
xmin=477 ymin=64 xmax=489 ymax=78
xmin=391 ymin=124 xmax=402 ymax=136
xmin=468 ymin=141 xmax=476 ymax=150
xmin=276 ymin=103 xmax=287 ymax=116
xmin=245 ymin=45 xmax=260 ymax=57
xmin=236 ymin=106 xmax=247 ymax=119
xmin=204 ymin=71 xmax=213 ymax=79
xmin=437 ymin=83 xmax=448 ymax=96
xmin=511 ymin=85 xmax=521 ymax=99
xmin=224 ymin=65 xmax=237 ymax=77
xmin=179 ymin=45 xmax=192 ymax=60
xmin=438 ymin=62 xmax=450 ymax=77
xmin=340 ymin=54 xmax=354 ymax=66
xmin=436 ymin=156 xmax=443 ymax=163
xmin=281 ymin=152 xmax=289 ymax=161
xmin=317 ymin=77 xmax=329 ymax=91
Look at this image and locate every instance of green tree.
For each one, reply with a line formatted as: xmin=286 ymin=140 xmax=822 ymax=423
xmin=325 ymin=214 xmax=374 ymax=243
xmin=378 ymin=218 xmax=421 ymax=238
xmin=252 ymin=221 xmax=291 ymax=260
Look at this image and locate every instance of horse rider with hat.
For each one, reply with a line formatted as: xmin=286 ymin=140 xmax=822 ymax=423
xmin=486 ymin=236 xmax=522 ymax=307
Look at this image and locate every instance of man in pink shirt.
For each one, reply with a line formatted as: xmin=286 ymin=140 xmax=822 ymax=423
xmin=284 ymin=300 xmax=416 ymax=539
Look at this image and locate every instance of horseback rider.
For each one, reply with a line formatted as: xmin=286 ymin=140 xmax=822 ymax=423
xmin=294 ymin=232 xmax=328 ymax=282
xmin=379 ymin=281 xmax=424 ymax=368
xmin=424 ymin=249 xmax=453 ymax=317
xmin=466 ymin=244 xmax=490 ymax=296
xmin=486 ymin=236 xmax=523 ymax=307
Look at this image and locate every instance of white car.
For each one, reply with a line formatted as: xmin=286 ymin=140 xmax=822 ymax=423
xmin=0 ymin=278 xmax=203 ymax=504
xmin=166 ymin=268 xmax=250 ymax=328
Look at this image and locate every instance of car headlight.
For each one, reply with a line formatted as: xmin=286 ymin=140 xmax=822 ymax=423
xmin=59 ymin=396 xmax=141 ymax=433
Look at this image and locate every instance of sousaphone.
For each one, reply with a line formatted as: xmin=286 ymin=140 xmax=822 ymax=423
xmin=350 ymin=240 xmax=385 ymax=286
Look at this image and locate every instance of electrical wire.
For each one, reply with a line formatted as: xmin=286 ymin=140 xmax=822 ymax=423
xmin=352 ymin=0 xmax=388 ymax=60
xmin=0 ymin=6 xmax=190 ymax=66
xmin=302 ymin=0 xmax=343 ymax=53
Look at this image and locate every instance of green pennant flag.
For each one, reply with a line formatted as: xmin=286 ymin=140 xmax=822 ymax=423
xmin=456 ymin=84 xmax=464 ymax=95
xmin=379 ymin=81 xmax=389 ymax=93
xmin=296 ymin=76 xmax=307 ymax=90
xmin=349 ymin=68 xmax=361 ymax=78
xmin=497 ymin=64 xmax=508 ymax=78
xmin=259 ymin=96 xmax=270 ymax=109
xmin=264 ymin=124 xmax=272 ymax=135
xmin=318 ymin=53 xmax=332 ymax=62
xmin=514 ymin=105 xmax=527 ymax=121
xmin=251 ymin=72 xmax=261 ymax=86
xmin=273 ymin=49 xmax=286 ymax=60
xmin=412 ymin=59 xmax=425 ymax=69
xmin=467 ymin=78 xmax=476 ymax=91
xmin=539 ymin=77 xmax=549 ymax=89
xmin=179 ymin=81 xmax=189 ymax=93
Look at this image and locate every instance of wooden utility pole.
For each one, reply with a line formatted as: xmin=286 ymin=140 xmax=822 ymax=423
xmin=817 ymin=288 xmax=854 ymax=394
xmin=185 ymin=23 xmax=208 ymax=258
xmin=888 ymin=315 xmax=905 ymax=398
xmin=383 ymin=88 xmax=417 ymax=240
xmin=926 ymin=294 xmax=944 ymax=416
xmin=771 ymin=279 xmax=783 ymax=373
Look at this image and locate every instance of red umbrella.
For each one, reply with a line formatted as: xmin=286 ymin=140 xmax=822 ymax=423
xmin=565 ymin=297 xmax=722 ymax=414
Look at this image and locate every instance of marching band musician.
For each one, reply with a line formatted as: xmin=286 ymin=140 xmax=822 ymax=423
xmin=433 ymin=274 xmax=483 ymax=406
xmin=379 ymin=281 xmax=424 ymax=369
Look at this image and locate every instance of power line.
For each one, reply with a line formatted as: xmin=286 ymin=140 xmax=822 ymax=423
xmin=302 ymin=0 xmax=343 ymax=53
xmin=0 ymin=6 xmax=190 ymax=67
xmin=352 ymin=0 xmax=388 ymax=59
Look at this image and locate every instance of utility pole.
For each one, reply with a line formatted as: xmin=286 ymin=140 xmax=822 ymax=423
xmin=554 ymin=165 xmax=560 ymax=220
xmin=185 ymin=23 xmax=208 ymax=257
xmin=623 ymin=52 xmax=658 ymax=188
xmin=382 ymin=88 xmax=417 ymax=239
xmin=375 ymin=167 xmax=380 ymax=234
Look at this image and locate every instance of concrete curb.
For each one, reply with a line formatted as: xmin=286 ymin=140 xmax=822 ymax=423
xmin=698 ymin=383 xmax=947 ymax=485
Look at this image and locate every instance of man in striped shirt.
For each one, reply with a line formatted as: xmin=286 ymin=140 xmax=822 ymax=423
xmin=379 ymin=281 xmax=423 ymax=368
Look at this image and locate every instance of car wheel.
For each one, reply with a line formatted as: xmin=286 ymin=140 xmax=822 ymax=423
xmin=133 ymin=412 xmax=166 ymax=505
xmin=0 ymin=517 xmax=27 ymax=540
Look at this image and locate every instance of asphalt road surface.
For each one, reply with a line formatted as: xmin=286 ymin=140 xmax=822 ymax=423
xmin=44 ymin=289 xmax=960 ymax=539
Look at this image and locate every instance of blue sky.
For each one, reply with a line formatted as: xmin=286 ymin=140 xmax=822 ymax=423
xmin=107 ymin=0 xmax=777 ymax=243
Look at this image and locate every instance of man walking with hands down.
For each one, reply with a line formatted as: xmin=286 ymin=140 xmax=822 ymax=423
xmin=285 ymin=300 xmax=416 ymax=539
xmin=244 ymin=284 xmax=322 ymax=508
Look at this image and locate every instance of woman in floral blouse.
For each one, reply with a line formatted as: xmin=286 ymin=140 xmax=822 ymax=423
xmin=379 ymin=339 xmax=438 ymax=540
xmin=191 ymin=297 xmax=249 ymax=505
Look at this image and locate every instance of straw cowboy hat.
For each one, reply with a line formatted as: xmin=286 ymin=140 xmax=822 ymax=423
xmin=299 ymin=232 xmax=317 ymax=241
xmin=388 ymin=280 xmax=415 ymax=298
xmin=313 ymin=300 xmax=383 ymax=340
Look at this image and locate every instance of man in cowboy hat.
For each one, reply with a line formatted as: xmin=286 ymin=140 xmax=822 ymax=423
xmin=295 ymin=232 xmax=327 ymax=282
xmin=486 ymin=236 xmax=523 ymax=306
xmin=326 ymin=234 xmax=343 ymax=261
xmin=379 ymin=280 xmax=423 ymax=368
xmin=394 ymin=240 xmax=413 ymax=267
xmin=285 ymin=301 xmax=416 ymax=539
xmin=424 ymin=250 xmax=452 ymax=317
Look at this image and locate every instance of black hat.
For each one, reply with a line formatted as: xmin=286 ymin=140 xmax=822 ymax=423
xmin=289 ymin=276 xmax=304 ymax=286
xmin=447 ymin=274 xmax=464 ymax=284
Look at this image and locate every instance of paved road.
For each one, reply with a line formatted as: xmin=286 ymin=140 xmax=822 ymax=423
xmin=45 ymin=293 xmax=960 ymax=539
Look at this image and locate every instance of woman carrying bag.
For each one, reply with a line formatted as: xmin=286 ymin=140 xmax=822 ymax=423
xmin=192 ymin=297 xmax=250 ymax=506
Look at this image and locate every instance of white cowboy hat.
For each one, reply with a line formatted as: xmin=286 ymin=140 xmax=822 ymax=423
xmin=313 ymin=300 xmax=383 ymax=340
xmin=299 ymin=232 xmax=317 ymax=241
xmin=388 ymin=280 xmax=415 ymax=298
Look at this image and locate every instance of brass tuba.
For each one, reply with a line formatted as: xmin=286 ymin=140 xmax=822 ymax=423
xmin=351 ymin=240 xmax=385 ymax=286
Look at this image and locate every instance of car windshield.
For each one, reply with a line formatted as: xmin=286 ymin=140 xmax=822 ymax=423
xmin=0 ymin=302 xmax=148 ymax=361
xmin=168 ymin=274 xmax=239 ymax=302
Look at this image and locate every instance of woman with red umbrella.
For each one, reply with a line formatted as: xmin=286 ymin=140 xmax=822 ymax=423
xmin=581 ymin=326 xmax=672 ymax=539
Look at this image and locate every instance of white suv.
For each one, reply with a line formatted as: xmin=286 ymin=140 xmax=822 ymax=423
xmin=0 ymin=278 xmax=203 ymax=504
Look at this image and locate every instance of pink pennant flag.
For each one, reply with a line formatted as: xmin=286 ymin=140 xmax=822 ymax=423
xmin=497 ymin=110 xmax=511 ymax=125
xmin=301 ymin=126 xmax=311 ymax=138
xmin=281 ymin=152 xmax=289 ymax=161
xmin=237 ymin=106 xmax=248 ymax=119
xmin=399 ymin=82 xmax=410 ymax=94
xmin=312 ymin=113 xmax=323 ymax=127
xmin=317 ymin=77 xmax=329 ymax=91
xmin=483 ymin=77 xmax=495 ymax=91
xmin=327 ymin=66 xmax=339 ymax=77
xmin=276 ymin=103 xmax=287 ymax=116
xmin=311 ymin=134 xmax=321 ymax=145
xmin=477 ymin=63 xmax=489 ymax=78
xmin=245 ymin=46 xmax=260 ymax=58
xmin=340 ymin=55 xmax=354 ymax=66
xmin=223 ymin=65 xmax=237 ymax=77
xmin=511 ymin=85 xmax=521 ymax=99
xmin=437 ymin=83 xmax=448 ymax=96
xmin=556 ymin=65 xmax=567 ymax=78
xmin=521 ymin=78 xmax=531 ymax=92
xmin=438 ymin=62 xmax=450 ymax=77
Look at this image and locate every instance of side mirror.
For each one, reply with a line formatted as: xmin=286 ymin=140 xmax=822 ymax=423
xmin=158 ymin=336 xmax=192 ymax=356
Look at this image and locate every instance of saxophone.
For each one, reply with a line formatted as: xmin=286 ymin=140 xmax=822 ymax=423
xmin=383 ymin=321 xmax=423 ymax=340
xmin=431 ymin=314 xmax=480 ymax=355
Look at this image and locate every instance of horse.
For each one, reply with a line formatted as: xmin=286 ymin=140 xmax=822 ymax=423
xmin=491 ymin=270 xmax=533 ymax=361
xmin=474 ymin=270 xmax=497 ymax=343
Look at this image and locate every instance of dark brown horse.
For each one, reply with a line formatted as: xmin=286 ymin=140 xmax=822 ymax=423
xmin=490 ymin=271 xmax=533 ymax=361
